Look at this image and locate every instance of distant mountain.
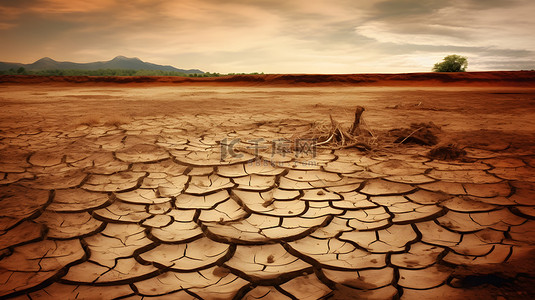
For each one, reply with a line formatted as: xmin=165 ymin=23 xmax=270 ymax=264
xmin=0 ymin=56 xmax=204 ymax=74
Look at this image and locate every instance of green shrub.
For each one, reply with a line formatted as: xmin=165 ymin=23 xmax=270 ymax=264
xmin=433 ymin=55 xmax=468 ymax=72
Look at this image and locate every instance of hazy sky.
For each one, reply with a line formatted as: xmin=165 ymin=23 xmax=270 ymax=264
xmin=1 ymin=0 xmax=534 ymax=73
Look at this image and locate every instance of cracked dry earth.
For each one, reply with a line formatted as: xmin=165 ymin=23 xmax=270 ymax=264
xmin=1 ymin=86 xmax=535 ymax=300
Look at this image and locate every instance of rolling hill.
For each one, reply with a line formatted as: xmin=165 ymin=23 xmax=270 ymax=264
xmin=0 ymin=56 xmax=204 ymax=74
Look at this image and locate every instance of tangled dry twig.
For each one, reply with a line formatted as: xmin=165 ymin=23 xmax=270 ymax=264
xmin=291 ymin=106 xmax=378 ymax=151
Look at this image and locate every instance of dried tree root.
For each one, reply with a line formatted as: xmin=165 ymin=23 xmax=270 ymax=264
xmin=291 ymin=105 xmax=376 ymax=151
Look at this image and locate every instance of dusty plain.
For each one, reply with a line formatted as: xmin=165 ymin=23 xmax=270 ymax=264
xmin=1 ymin=72 xmax=535 ymax=299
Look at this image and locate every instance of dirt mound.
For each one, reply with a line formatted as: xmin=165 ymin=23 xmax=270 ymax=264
xmin=389 ymin=122 xmax=441 ymax=146
xmin=428 ymin=144 xmax=466 ymax=160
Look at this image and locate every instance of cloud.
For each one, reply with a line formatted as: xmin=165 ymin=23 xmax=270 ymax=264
xmin=0 ymin=22 xmax=17 ymax=30
xmin=355 ymin=21 xmax=469 ymax=47
xmin=356 ymin=1 xmax=535 ymax=48
xmin=370 ymin=0 xmax=449 ymax=19
xmin=30 ymin=0 xmax=116 ymax=14
xmin=0 ymin=0 xmax=533 ymax=72
xmin=0 ymin=4 xmax=22 ymax=18
xmin=0 ymin=4 xmax=23 ymax=30
xmin=350 ymin=0 xmax=535 ymax=72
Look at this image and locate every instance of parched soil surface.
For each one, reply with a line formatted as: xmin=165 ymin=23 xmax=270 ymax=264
xmin=1 ymin=75 xmax=535 ymax=299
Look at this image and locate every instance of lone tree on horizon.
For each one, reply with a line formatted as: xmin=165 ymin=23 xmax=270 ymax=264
xmin=433 ymin=54 xmax=468 ymax=72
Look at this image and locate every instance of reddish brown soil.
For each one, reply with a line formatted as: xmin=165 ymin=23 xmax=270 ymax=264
xmin=2 ymin=71 xmax=535 ymax=87
xmin=1 ymin=73 xmax=534 ymax=152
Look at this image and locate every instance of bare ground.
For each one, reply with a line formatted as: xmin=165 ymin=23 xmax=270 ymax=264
xmin=2 ymin=84 xmax=535 ymax=150
xmin=1 ymin=80 xmax=535 ymax=299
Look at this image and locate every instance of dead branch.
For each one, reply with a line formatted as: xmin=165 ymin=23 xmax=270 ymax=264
xmin=349 ymin=106 xmax=365 ymax=136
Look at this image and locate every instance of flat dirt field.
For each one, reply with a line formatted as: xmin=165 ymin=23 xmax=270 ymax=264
xmin=1 ymin=73 xmax=535 ymax=299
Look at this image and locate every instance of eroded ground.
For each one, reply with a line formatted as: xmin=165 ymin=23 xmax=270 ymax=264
xmin=1 ymin=84 xmax=535 ymax=299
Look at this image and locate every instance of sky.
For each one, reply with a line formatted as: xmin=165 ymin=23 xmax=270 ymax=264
xmin=1 ymin=0 xmax=534 ymax=73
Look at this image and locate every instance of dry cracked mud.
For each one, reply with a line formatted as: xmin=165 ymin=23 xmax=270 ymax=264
xmin=1 ymin=85 xmax=535 ymax=299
